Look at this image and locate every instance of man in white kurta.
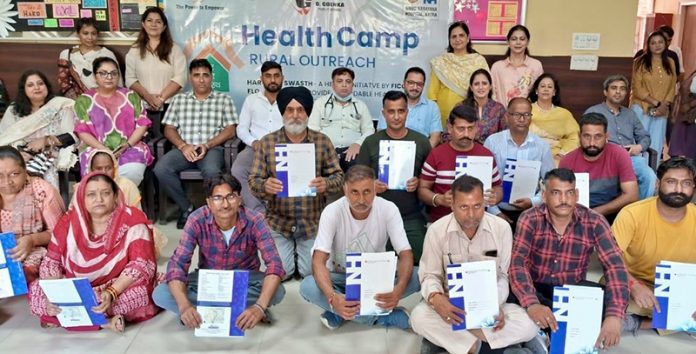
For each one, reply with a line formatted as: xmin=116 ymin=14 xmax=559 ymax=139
xmin=411 ymin=175 xmax=538 ymax=354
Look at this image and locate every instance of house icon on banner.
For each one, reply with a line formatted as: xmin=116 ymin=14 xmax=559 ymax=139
xmin=184 ymin=30 xmax=245 ymax=93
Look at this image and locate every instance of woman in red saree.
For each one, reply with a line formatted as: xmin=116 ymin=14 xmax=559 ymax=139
xmin=29 ymin=172 xmax=158 ymax=332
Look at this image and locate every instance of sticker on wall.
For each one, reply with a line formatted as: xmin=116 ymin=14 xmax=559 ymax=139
xmin=95 ymin=10 xmax=106 ymax=21
xmin=83 ymin=0 xmax=108 ymax=9
xmin=81 ymin=9 xmax=93 ymax=18
xmin=17 ymin=3 xmax=46 ymax=19
xmin=53 ymin=4 xmax=80 ymax=19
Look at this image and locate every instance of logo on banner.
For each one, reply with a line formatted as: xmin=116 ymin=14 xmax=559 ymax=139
xmin=184 ymin=30 xmax=246 ymax=93
xmin=404 ymin=0 xmax=439 ymax=18
xmin=293 ymin=0 xmax=312 ymax=14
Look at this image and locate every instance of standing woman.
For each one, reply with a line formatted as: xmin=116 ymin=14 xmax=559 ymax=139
xmin=428 ymin=21 xmax=489 ymax=128
xmin=58 ymin=17 xmax=122 ymax=99
xmin=630 ymin=31 xmax=677 ymax=164
xmin=491 ymin=25 xmax=544 ymax=106
xmin=461 ymin=68 xmax=506 ymax=143
xmin=125 ymin=7 xmax=186 ymax=136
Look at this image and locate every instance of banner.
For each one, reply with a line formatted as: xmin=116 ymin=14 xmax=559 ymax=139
xmin=164 ymin=0 xmax=452 ymax=118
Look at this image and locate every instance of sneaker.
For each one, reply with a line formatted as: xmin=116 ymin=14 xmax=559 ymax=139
xmin=420 ymin=338 xmax=447 ymax=354
xmin=376 ymin=307 xmax=410 ymax=330
xmin=522 ymin=331 xmax=549 ymax=354
xmin=176 ymin=205 xmax=194 ymax=229
xmin=621 ymin=314 xmax=641 ymax=335
xmin=320 ymin=310 xmax=344 ymax=330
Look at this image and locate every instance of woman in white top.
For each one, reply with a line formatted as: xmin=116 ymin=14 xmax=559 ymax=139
xmin=57 ymin=17 xmax=121 ymax=99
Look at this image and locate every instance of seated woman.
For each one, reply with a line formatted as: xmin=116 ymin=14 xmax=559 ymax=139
xmin=0 ymin=70 xmax=77 ymax=188
xmin=527 ymin=73 xmax=579 ymax=165
xmin=29 ymin=172 xmax=158 ymax=332
xmin=461 ymin=68 xmax=506 ymax=143
xmin=0 ymin=146 xmax=65 ymax=283
xmin=74 ymin=57 xmax=153 ymax=186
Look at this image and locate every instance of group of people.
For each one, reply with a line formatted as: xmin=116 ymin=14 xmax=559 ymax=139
xmin=0 ymin=8 xmax=695 ymax=354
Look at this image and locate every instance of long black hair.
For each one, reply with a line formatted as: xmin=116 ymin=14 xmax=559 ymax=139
xmin=12 ymin=70 xmax=55 ymax=117
xmin=527 ymin=73 xmax=562 ymax=106
xmin=636 ymin=31 xmax=674 ymax=76
xmin=463 ymin=68 xmax=492 ymax=108
xmin=133 ymin=7 xmax=174 ymax=63
xmin=504 ymin=25 xmax=531 ymax=58
xmin=446 ymin=21 xmax=476 ymax=54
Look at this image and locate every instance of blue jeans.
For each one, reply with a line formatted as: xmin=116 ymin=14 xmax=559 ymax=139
xmin=632 ymin=155 xmax=657 ymax=199
xmin=152 ymin=270 xmax=285 ymax=316
xmin=270 ymin=228 xmax=314 ymax=280
xmin=632 ymin=104 xmax=667 ymax=165
xmin=153 ymin=146 xmax=224 ymax=211
xmin=299 ymin=269 xmax=421 ymax=325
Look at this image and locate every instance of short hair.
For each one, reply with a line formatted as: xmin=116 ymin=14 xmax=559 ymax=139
xmin=451 ymin=175 xmax=484 ymax=195
xmin=657 ymin=157 xmax=696 ymax=181
xmin=528 ymin=73 xmax=562 ymax=106
xmin=76 ymin=17 xmax=98 ymax=33
xmin=261 ymin=61 xmax=282 ymax=73
xmin=403 ymin=67 xmax=426 ymax=81
xmin=345 ymin=165 xmax=375 ymax=184
xmin=603 ymin=75 xmax=629 ymax=91
xmin=578 ymin=112 xmax=608 ymax=132
xmin=657 ymin=25 xmax=674 ymax=38
xmin=189 ymin=58 xmax=212 ymax=73
xmin=92 ymin=56 xmax=119 ymax=76
xmin=507 ymin=97 xmax=531 ymax=110
xmin=85 ymin=174 xmax=120 ymax=196
xmin=205 ymin=174 xmax=242 ymax=197
xmin=543 ymin=168 xmax=576 ymax=185
xmin=331 ymin=67 xmax=355 ymax=80
xmin=448 ymin=104 xmax=479 ymax=125
xmin=0 ymin=145 xmax=26 ymax=170
xmin=382 ymin=90 xmax=407 ymax=106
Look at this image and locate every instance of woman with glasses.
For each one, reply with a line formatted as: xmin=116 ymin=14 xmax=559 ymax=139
xmin=74 ymin=57 xmax=153 ymax=186
xmin=58 ymin=17 xmax=121 ymax=99
xmin=460 ymin=68 xmax=506 ymax=143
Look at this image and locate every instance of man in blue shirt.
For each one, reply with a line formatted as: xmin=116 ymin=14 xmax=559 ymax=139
xmin=377 ymin=67 xmax=442 ymax=147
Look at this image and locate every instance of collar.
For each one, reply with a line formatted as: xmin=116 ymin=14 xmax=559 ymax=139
xmin=540 ymin=204 xmax=580 ymax=230
xmin=409 ymin=94 xmax=428 ymax=107
xmin=504 ymin=129 xmax=534 ymax=146
xmin=444 ymin=213 xmax=493 ymax=242
xmin=602 ymin=102 xmax=627 ymax=116
xmin=204 ymin=205 xmax=249 ymax=234
xmin=504 ymin=55 xmax=531 ymax=67
xmin=186 ymin=90 xmax=215 ymax=101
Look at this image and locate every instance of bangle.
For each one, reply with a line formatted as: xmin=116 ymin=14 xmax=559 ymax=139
xmin=253 ymin=303 xmax=266 ymax=314
xmin=628 ymin=277 xmax=636 ymax=290
xmin=178 ymin=143 xmax=188 ymax=150
xmin=126 ymin=141 xmax=133 ymax=148
xmin=203 ymin=143 xmax=210 ymax=150
xmin=431 ymin=193 xmax=440 ymax=207
xmin=105 ymin=286 xmax=119 ymax=302
xmin=427 ymin=292 xmax=443 ymax=308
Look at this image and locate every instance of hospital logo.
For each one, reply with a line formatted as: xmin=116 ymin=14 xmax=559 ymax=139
xmin=184 ymin=30 xmax=246 ymax=93
xmin=293 ymin=0 xmax=312 ymax=14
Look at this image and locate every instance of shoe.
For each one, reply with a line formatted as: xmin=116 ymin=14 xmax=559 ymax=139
xmin=320 ymin=310 xmax=344 ymax=330
xmin=621 ymin=314 xmax=641 ymax=335
xmin=176 ymin=205 xmax=194 ymax=229
xmin=420 ymin=338 xmax=447 ymax=354
xmin=522 ymin=331 xmax=549 ymax=354
xmin=376 ymin=306 xmax=410 ymax=330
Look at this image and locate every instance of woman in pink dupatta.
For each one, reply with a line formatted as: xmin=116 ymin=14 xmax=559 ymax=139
xmin=29 ymin=172 xmax=158 ymax=332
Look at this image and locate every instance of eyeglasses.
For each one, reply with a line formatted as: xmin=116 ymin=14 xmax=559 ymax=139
xmin=405 ymin=80 xmax=425 ymax=88
xmin=96 ymin=71 xmax=119 ymax=79
xmin=508 ymin=112 xmax=533 ymax=119
xmin=209 ymin=193 xmax=240 ymax=204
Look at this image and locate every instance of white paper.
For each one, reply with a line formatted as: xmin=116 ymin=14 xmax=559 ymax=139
xmin=275 ymin=143 xmax=317 ymax=197
xmin=570 ymin=55 xmax=599 ymax=71
xmin=551 ymin=285 xmax=603 ymax=354
xmin=196 ymin=306 xmax=234 ymax=337
xmin=346 ymin=252 xmax=397 ymax=316
xmin=39 ymin=278 xmax=93 ymax=327
xmin=0 ymin=268 xmax=13 ymax=298
xmin=447 ymin=260 xmax=499 ymax=329
xmin=572 ymin=33 xmax=601 ymax=50
xmin=195 ymin=269 xmax=235 ymax=337
xmin=653 ymin=261 xmax=696 ymax=331
xmin=504 ymin=159 xmax=541 ymax=202
xmin=455 ymin=156 xmax=493 ymax=191
xmin=574 ymin=173 xmax=590 ymax=207
xmin=378 ymin=140 xmax=416 ymax=190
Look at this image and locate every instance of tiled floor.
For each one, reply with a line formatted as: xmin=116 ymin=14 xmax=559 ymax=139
xmin=1 ymin=221 xmax=695 ymax=354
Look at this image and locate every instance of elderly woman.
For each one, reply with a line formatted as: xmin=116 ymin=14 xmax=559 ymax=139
xmin=0 ymin=70 xmax=76 ymax=187
xmin=461 ymin=68 xmax=506 ymax=143
xmin=29 ymin=172 xmax=158 ymax=332
xmin=528 ymin=73 xmax=579 ymax=165
xmin=0 ymin=146 xmax=65 ymax=283
xmin=74 ymin=57 xmax=153 ymax=186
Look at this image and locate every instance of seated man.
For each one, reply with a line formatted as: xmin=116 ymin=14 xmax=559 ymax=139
xmin=153 ymin=174 xmax=285 ymax=331
xmin=612 ymin=157 xmax=696 ymax=333
xmin=585 ymin=75 xmax=657 ymax=199
xmin=299 ymin=165 xmax=419 ymax=330
xmin=510 ymin=168 xmax=629 ymax=351
xmin=559 ymin=113 xmax=638 ymax=224
xmin=411 ymin=175 xmax=538 ymax=354
xmin=153 ymin=58 xmax=238 ymax=229
xmin=419 ymin=104 xmax=503 ymax=222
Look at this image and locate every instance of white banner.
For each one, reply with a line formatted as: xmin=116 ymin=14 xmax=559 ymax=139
xmin=164 ymin=0 xmax=451 ymax=118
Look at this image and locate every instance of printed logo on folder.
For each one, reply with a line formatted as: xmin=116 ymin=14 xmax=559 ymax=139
xmin=502 ymin=159 xmax=518 ymax=203
xmin=39 ymin=278 xmax=108 ymax=327
xmin=550 ymin=285 xmax=603 ymax=354
xmin=378 ymin=140 xmax=416 ymax=190
xmin=345 ymin=252 xmax=397 ymax=316
xmin=446 ymin=260 xmax=498 ymax=331
xmin=274 ymin=143 xmax=316 ymax=198
xmin=653 ymin=261 xmax=696 ymax=332
xmin=195 ymin=269 xmax=249 ymax=337
xmin=0 ymin=232 xmax=28 ymax=299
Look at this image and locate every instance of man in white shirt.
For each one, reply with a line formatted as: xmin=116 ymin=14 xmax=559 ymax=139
xmin=309 ymin=67 xmax=374 ymax=172
xmin=299 ymin=165 xmax=419 ymax=330
xmin=231 ymin=61 xmax=284 ymax=213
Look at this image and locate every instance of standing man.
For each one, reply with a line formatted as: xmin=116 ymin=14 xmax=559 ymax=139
xmin=510 ymin=168 xmax=629 ymax=351
xmin=377 ymin=67 xmax=442 ymax=147
xmin=232 ymin=61 xmax=284 ymax=213
xmin=585 ymin=75 xmax=657 ymax=200
xmin=154 ymin=58 xmax=238 ymax=229
xmin=357 ymin=91 xmax=431 ymax=263
xmin=309 ymin=67 xmax=374 ymax=171
xmin=250 ymin=86 xmax=344 ymax=279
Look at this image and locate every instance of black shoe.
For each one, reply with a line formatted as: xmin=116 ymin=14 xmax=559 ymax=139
xmin=176 ymin=205 xmax=194 ymax=229
xmin=420 ymin=338 xmax=447 ymax=354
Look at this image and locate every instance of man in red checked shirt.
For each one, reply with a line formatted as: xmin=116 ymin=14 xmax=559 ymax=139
xmin=509 ymin=168 xmax=629 ymax=351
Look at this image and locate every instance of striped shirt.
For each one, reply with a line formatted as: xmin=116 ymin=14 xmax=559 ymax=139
xmin=162 ymin=91 xmax=238 ymax=145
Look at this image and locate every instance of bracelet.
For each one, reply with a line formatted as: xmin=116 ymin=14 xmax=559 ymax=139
xmin=203 ymin=143 xmax=210 ymax=150
xmin=126 ymin=141 xmax=133 ymax=148
xmin=628 ymin=277 xmax=636 ymax=290
xmin=105 ymin=286 xmax=119 ymax=302
xmin=431 ymin=193 xmax=440 ymax=207
xmin=427 ymin=291 xmax=443 ymax=308
xmin=327 ymin=292 xmax=336 ymax=310
xmin=177 ymin=143 xmax=188 ymax=150
xmin=253 ymin=303 xmax=266 ymax=314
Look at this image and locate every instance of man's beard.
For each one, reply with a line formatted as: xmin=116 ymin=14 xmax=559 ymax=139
xmin=582 ymin=146 xmax=603 ymax=157
xmin=658 ymin=190 xmax=693 ymax=208
xmin=285 ymin=120 xmax=307 ymax=135
xmin=264 ymin=83 xmax=281 ymax=93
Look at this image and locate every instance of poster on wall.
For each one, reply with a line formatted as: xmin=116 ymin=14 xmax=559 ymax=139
xmin=452 ymin=0 xmax=526 ymax=42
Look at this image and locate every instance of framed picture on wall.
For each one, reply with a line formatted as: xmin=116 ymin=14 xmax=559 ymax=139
xmin=452 ymin=0 xmax=527 ymax=43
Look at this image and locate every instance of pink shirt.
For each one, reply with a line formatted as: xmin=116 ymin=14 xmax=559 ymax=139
xmin=491 ymin=56 xmax=544 ymax=106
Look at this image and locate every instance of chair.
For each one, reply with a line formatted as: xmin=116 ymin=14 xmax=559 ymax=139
xmin=58 ymin=164 xmax=81 ymax=207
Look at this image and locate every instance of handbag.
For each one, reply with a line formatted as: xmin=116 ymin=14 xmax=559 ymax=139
xmin=57 ymin=49 xmax=87 ymax=100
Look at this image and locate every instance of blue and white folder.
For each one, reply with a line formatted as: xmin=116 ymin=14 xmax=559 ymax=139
xmin=550 ymin=285 xmax=603 ymax=354
xmin=195 ymin=269 xmax=249 ymax=337
xmin=378 ymin=140 xmax=416 ymax=190
xmin=39 ymin=278 xmax=107 ymax=327
xmin=446 ymin=260 xmax=498 ymax=331
xmin=502 ymin=159 xmax=541 ymax=203
xmin=345 ymin=252 xmax=397 ymax=316
xmin=455 ymin=155 xmax=493 ymax=191
xmin=275 ymin=143 xmax=316 ymax=198
xmin=0 ymin=232 xmax=28 ymax=299
xmin=653 ymin=261 xmax=696 ymax=332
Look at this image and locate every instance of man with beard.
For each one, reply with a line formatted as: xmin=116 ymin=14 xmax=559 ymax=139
xmin=232 ymin=61 xmax=285 ymax=213
xmin=376 ymin=67 xmax=443 ymax=147
xmin=559 ymin=113 xmax=638 ymax=223
xmin=299 ymin=165 xmax=419 ymax=330
xmin=418 ymin=104 xmax=503 ymax=222
xmin=154 ymin=58 xmax=238 ymax=229
xmin=250 ymin=86 xmax=344 ymax=280
xmin=612 ymin=157 xmax=696 ymax=334
xmin=585 ymin=75 xmax=657 ymax=200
